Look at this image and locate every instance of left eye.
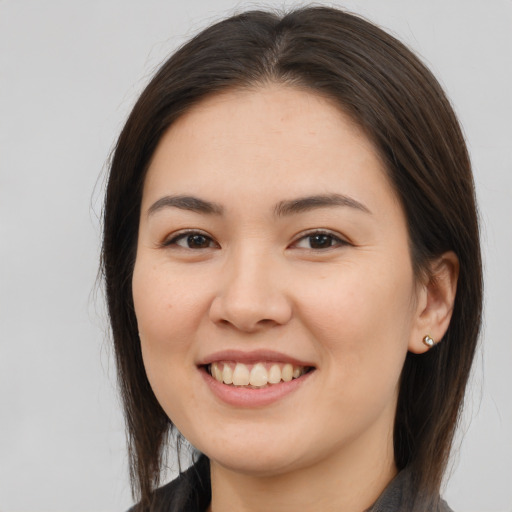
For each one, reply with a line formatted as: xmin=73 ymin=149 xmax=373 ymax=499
xmin=166 ymin=232 xmax=217 ymax=249
xmin=294 ymin=232 xmax=346 ymax=250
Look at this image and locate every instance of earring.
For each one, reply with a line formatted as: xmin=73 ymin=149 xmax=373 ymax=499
xmin=423 ymin=335 xmax=436 ymax=348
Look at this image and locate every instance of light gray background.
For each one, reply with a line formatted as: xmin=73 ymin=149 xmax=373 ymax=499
xmin=1 ymin=1 xmax=511 ymax=511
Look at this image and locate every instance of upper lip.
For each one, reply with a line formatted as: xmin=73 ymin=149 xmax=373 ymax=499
xmin=196 ymin=349 xmax=315 ymax=368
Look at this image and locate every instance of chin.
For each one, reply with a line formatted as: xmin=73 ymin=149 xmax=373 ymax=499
xmin=207 ymin=448 xmax=303 ymax=477
xmin=191 ymin=426 xmax=324 ymax=478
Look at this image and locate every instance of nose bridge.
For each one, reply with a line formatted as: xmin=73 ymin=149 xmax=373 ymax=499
xmin=209 ymin=240 xmax=292 ymax=331
xmin=228 ymin=243 xmax=275 ymax=298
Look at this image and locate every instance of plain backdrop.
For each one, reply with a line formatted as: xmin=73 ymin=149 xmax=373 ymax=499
xmin=1 ymin=1 xmax=511 ymax=511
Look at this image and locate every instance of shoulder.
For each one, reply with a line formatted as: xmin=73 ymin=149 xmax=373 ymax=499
xmin=367 ymin=468 xmax=455 ymax=512
xmin=128 ymin=455 xmax=211 ymax=512
xmin=131 ymin=459 xmax=454 ymax=512
xmin=439 ymin=498 xmax=454 ymax=512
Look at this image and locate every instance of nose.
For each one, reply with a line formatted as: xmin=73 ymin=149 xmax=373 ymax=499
xmin=209 ymin=247 xmax=293 ymax=333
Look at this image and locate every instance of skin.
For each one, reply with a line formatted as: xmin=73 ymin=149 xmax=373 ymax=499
xmin=132 ymin=85 xmax=458 ymax=512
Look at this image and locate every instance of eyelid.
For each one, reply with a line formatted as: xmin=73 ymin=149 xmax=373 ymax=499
xmin=161 ymin=229 xmax=219 ymax=248
xmin=290 ymin=229 xmax=351 ymax=249
xmin=159 ymin=228 xmax=350 ymax=250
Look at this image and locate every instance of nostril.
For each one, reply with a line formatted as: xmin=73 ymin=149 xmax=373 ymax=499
xmin=214 ymin=316 xmax=280 ymax=332
xmin=208 ymin=284 xmax=293 ymax=331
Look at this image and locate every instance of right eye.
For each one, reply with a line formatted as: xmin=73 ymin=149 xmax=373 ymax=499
xmin=164 ymin=231 xmax=218 ymax=249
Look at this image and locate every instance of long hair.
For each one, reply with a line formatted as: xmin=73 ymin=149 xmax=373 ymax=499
xmin=102 ymin=7 xmax=482 ymax=509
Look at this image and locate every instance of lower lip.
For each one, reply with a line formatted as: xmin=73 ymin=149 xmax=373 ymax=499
xmin=199 ymin=367 xmax=314 ymax=407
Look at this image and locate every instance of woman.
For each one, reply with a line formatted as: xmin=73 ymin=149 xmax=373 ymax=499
xmin=102 ymin=6 xmax=482 ymax=512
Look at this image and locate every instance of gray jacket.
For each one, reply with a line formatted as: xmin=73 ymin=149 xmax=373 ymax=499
xmin=132 ymin=455 xmax=453 ymax=511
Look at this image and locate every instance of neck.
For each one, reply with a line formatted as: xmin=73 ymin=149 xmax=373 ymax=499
xmin=208 ymin=428 xmax=397 ymax=512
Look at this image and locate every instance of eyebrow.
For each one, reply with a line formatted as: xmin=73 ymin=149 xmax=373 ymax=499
xmin=274 ymin=193 xmax=371 ymax=216
xmin=147 ymin=195 xmax=224 ymax=216
xmin=147 ymin=193 xmax=371 ymax=218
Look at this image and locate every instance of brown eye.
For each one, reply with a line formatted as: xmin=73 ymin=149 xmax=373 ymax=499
xmin=309 ymin=234 xmax=335 ymax=249
xmin=184 ymin=234 xmax=211 ymax=248
xmin=166 ymin=231 xmax=217 ymax=249
xmin=294 ymin=231 xmax=347 ymax=250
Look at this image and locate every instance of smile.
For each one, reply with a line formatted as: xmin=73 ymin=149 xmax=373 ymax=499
xmin=198 ymin=350 xmax=316 ymax=406
xmin=207 ymin=361 xmax=311 ymax=388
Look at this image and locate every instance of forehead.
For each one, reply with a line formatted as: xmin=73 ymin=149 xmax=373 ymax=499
xmin=143 ymin=85 xmax=397 ymax=215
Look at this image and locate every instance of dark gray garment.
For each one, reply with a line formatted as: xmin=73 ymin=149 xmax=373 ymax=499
xmin=132 ymin=455 xmax=453 ymax=512
xmin=367 ymin=468 xmax=453 ymax=512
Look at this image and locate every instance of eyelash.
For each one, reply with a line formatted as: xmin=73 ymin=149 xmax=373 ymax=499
xmin=292 ymin=230 xmax=349 ymax=250
xmin=162 ymin=230 xmax=219 ymax=250
xmin=162 ymin=229 xmax=349 ymax=251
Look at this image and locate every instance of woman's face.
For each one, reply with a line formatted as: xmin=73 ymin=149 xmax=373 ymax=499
xmin=132 ymin=85 xmax=426 ymax=476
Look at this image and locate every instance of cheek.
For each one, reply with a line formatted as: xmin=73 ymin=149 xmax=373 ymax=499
xmin=132 ymin=258 xmax=207 ymax=406
xmin=297 ymin=259 xmax=415 ymax=394
xmin=132 ymin=258 xmax=208 ymax=346
xmin=300 ymin=260 xmax=414 ymax=339
xmin=132 ymin=258 xmax=209 ymax=423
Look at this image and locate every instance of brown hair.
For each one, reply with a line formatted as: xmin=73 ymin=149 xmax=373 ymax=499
xmin=102 ymin=6 xmax=482 ymax=510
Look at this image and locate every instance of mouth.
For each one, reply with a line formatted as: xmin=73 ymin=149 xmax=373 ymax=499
xmin=204 ymin=361 xmax=314 ymax=389
xmin=197 ymin=350 xmax=316 ymax=406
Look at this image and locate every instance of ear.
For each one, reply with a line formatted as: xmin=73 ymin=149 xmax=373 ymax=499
xmin=408 ymin=251 xmax=459 ymax=354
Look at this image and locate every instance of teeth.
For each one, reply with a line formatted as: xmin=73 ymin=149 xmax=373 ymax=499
xmin=249 ymin=363 xmax=268 ymax=387
xmin=268 ymin=364 xmax=281 ymax=384
xmin=222 ymin=364 xmax=233 ymax=385
xmin=212 ymin=362 xmax=223 ymax=381
xmin=281 ymin=363 xmax=293 ymax=382
xmin=232 ymin=363 xmax=250 ymax=386
xmin=209 ymin=361 xmax=308 ymax=387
